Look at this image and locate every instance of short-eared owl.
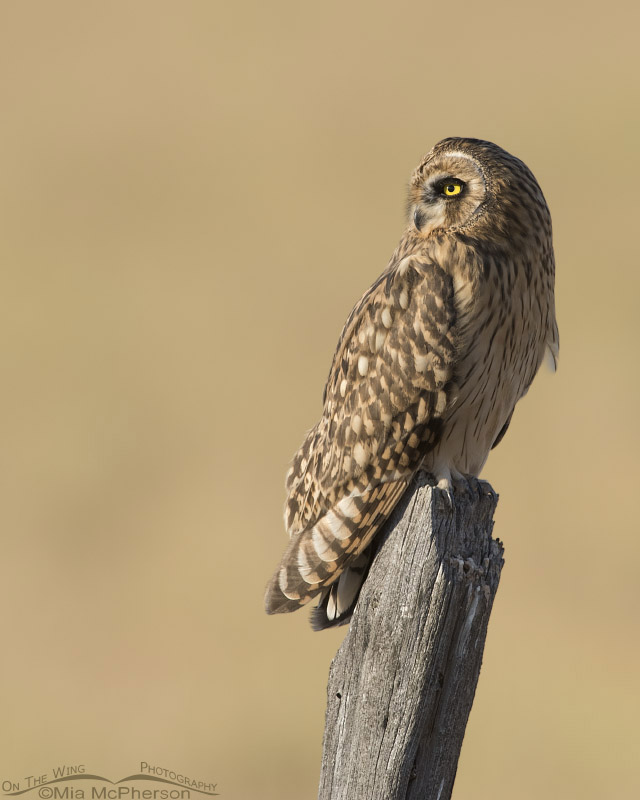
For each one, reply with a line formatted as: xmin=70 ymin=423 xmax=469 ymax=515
xmin=265 ymin=138 xmax=558 ymax=630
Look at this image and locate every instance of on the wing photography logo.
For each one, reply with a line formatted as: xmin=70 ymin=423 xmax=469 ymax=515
xmin=1 ymin=763 xmax=219 ymax=799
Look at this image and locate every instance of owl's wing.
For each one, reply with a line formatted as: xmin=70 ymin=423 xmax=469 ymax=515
xmin=265 ymin=255 xmax=458 ymax=623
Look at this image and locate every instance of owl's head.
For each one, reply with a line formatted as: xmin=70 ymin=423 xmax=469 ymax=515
xmin=407 ymin=137 xmax=549 ymax=241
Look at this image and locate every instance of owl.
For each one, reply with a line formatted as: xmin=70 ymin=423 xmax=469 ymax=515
xmin=265 ymin=137 xmax=558 ymax=630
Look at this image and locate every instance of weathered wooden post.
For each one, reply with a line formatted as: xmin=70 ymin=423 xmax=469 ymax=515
xmin=318 ymin=470 xmax=503 ymax=800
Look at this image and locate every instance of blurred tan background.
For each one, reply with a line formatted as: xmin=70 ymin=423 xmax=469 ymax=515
xmin=0 ymin=1 xmax=638 ymax=798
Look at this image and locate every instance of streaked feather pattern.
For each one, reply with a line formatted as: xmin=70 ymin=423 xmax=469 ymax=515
xmin=265 ymin=256 xmax=457 ymax=619
xmin=265 ymin=138 xmax=558 ymax=628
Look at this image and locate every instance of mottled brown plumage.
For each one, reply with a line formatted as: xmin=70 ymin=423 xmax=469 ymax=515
xmin=265 ymin=138 xmax=558 ymax=629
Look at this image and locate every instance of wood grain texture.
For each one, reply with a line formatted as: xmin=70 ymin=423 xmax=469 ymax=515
xmin=318 ymin=470 xmax=503 ymax=800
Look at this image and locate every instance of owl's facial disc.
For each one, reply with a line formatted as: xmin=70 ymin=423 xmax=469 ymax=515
xmin=409 ymin=154 xmax=486 ymax=236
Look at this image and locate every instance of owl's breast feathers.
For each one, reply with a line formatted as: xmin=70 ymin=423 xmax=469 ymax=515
xmin=422 ymin=231 xmax=556 ymax=478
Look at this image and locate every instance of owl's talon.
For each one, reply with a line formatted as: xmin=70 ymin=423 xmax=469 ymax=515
xmin=475 ymin=479 xmax=495 ymax=499
xmin=461 ymin=476 xmax=494 ymax=500
xmin=435 ymin=477 xmax=454 ymax=508
xmin=451 ymin=474 xmax=474 ymax=500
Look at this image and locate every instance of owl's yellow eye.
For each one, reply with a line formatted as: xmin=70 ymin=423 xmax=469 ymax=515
xmin=442 ymin=182 xmax=463 ymax=196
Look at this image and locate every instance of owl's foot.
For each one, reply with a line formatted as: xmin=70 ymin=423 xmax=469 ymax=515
xmin=431 ymin=466 xmax=454 ymax=508
xmin=445 ymin=469 xmax=495 ymax=503
xmin=474 ymin=478 xmax=496 ymax=499
xmin=449 ymin=468 xmax=473 ymax=500
xmin=435 ymin=476 xmax=454 ymax=507
xmin=432 ymin=468 xmax=494 ymax=507
xmin=452 ymin=472 xmax=496 ymax=501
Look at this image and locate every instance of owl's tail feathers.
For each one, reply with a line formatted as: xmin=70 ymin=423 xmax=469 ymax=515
xmin=264 ymin=522 xmax=331 ymax=615
xmin=264 ymin=478 xmax=411 ymax=623
xmin=264 ymin=567 xmax=314 ymax=615
xmin=310 ymin=551 xmax=371 ymax=630
xmin=263 ymin=547 xmax=370 ymax=625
